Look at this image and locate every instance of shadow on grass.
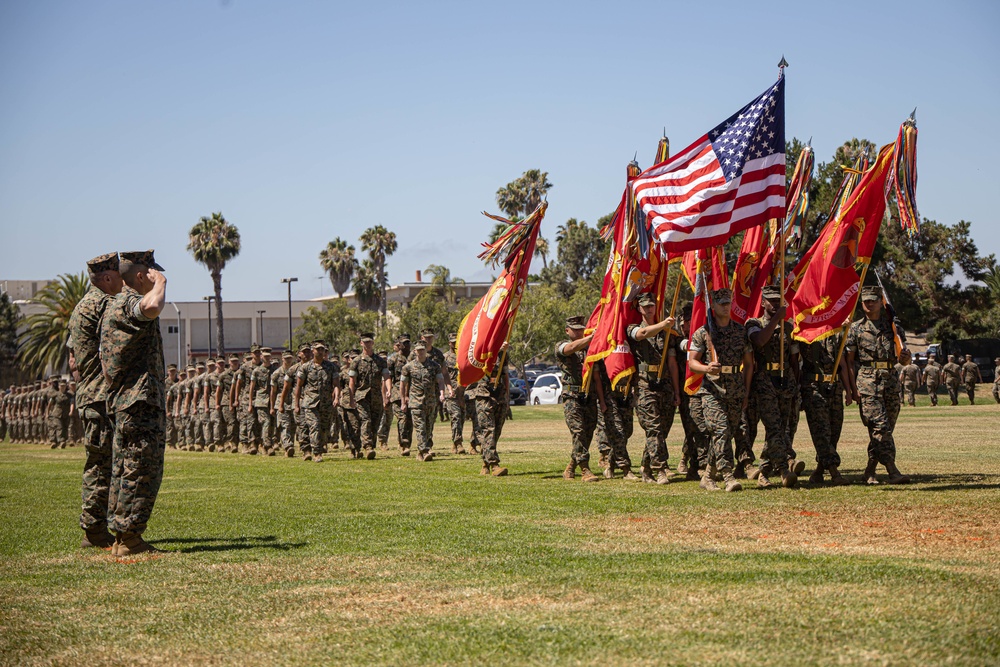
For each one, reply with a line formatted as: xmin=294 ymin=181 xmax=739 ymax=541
xmin=149 ymin=535 xmax=307 ymax=554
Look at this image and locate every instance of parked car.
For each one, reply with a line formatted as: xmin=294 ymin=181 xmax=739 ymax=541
xmin=529 ymin=373 xmax=563 ymax=405
xmin=508 ymin=381 xmax=527 ymax=406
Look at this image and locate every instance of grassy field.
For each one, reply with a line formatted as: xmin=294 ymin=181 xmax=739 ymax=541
xmin=1 ymin=398 xmax=999 ymax=666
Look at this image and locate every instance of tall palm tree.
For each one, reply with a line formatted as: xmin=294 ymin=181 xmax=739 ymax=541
xmin=424 ymin=265 xmax=466 ymax=305
xmin=496 ymin=169 xmax=552 ymax=268
xmin=984 ymin=264 xmax=1000 ymax=300
xmin=359 ymin=225 xmax=397 ymax=320
xmin=187 ymin=211 xmax=241 ymax=356
xmin=352 ymin=259 xmax=381 ymax=312
xmin=319 ymin=238 xmax=358 ymax=298
xmin=17 ymin=272 xmax=89 ymax=377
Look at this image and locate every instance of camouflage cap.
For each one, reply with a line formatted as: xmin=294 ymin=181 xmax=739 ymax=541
xmin=186 ymin=365 xmax=196 ymax=372
xmin=59 ymin=379 xmax=68 ymax=386
xmin=195 ymin=362 xmax=205 ymax=369
xmin=206 ymin=358 xmax=217 ymax=366
xmin=298 ymin=343 xmax=311 ymax=353
xmin=228 ymin=353 xmax=240 ymax=361
xmin=312 ymin=340 xmax=328 ymax=350
xmin=261 ymin=347 xmax=272 ymax=354
xmin=118 ymin=249 xmax=164 ymax=271
xmin=636 ymin=293 xmax=656 ymax=308
xmin=711 ymin=288 xmax=733 ymax=304
xmin=396 ymin=333 xmax=411 ymax=343
xmin=48 ymin=374 xmax=60 ymax=381
xmin=167 ymin=363 xmax=178 ymax=370
xmin=359 ymin=332 xmax=375 ymax=342
xmin=420 ymin=328 xmax=435 ymax=337
xmin=350 ymin=348 xmax=361 ymax=356
xmin=282 ymin=350 xmax=295 ymax=359
xmin=413 ymin=341 xmax=427 ymax=350
xmin=566 ymin=315 xmax=586 ymax=329
xmin=448 ymin=333 xmax=457 ymax=342
xmin=86 ymin=252 xmax=119 ymax=274
xmin=860 ymin=285 xmax=881 ymax=301
xmin=762 ymin=285 xmax=781 ymax=300
xmin=250 ymin=344 xmax=261 ymax=353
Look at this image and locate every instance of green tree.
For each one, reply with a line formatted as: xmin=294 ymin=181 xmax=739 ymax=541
xmin=0 ymin=291 xmax=23 ymax=387
xmin=319 ymin=238 xmax=358 ymax=298
xmin=360 ymin=225 xmax=397 ymax=320
xmin=505 ymin=280 xmax=602 ymax=369
xmin=424 ymin=265 xmax=466 ymax=305
xmin=17 ymin=273 xmax=88 ymax=377
xmin=187 ymin=211 xmax=242 ymax=356
xmin=538 ymin=218 xmax=609 ymax=297
xmin=293 ymin=300 xmax=383 ymax=357
xmin=352 ymin=259 xmax=381 ymax=312
xmin=495 ymin=169 xmax=553 ymax=268
xmin=391 ymin=290 xmax=469 ymax=342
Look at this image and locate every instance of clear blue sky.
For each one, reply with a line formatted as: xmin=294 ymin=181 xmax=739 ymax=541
xmin=2 ymin=0 xmax=998 ymax=302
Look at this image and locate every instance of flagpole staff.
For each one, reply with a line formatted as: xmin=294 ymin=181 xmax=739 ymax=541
xmin=775 ymin=56 xmax=789 ymax=380
xmin=492 ymin=229 xmax=533 ymax=388
xmin=656 ymin=269 xmax=683 ymax=380
xmin=830 ymin=260 xmax=870 ymax=384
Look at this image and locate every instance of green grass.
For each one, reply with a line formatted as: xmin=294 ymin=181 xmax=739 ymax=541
xmin=2 ymin=401 xmax=999 ymax=666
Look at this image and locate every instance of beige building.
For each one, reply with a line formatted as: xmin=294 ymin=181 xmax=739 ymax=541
xmin=311 ymin=271 xmax=498 ymax=308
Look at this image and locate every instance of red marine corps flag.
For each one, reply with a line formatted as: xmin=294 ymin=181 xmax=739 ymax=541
xmin=682 ymin=246 xmax=729 ymax=395
xmin=790 ymin=114 xmax=919 ymax=343
xmin=455 ymin=202 xmax=546 ymax=386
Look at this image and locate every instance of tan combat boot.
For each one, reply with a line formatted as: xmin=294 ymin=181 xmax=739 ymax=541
xmin=780 ymin=467 xmax=798 ymax=489
xmin=808 ymin=464 xmax=825 ymax=485
xmin=641 ymin=465 xmax=656 ymax=484
xmin=563 ymin=462 xmax=577 ymax=480
xmin=656 ymin=469 xmax=671 ymax=485
xmin=313 ymin=454 xmax=324 ymax=463
xmin=81 ymin=527 xmax=115 ymax=549
xmin=621 ymin=467 xmax=640 ymax=482
xmin=676 ymin=458 xmax=689 ymax=476
xmin=828 ymin=465 xmax=849 ymax=486
xmin=885 ymin=461 xmax=910 ymax=484
xmin=285 ymin=449 xmax=294 ymax=458
xmin=699 ymin=470 xmax=720 ymax=491
xmin=790 ymin=458 xmax=806 ymax=476
xmin=480 ymin=464 xmax=490 ymax=476
xmin=303 ymin=453 xmax=313 ymax=462
xmin=580 ymin=467 xmax=600 ymax=483
xmin=452 ymin=443 xmax=460 ymax=455
xmin=423 ymin=451 xmax=435 ymax=462
xmin=744 ymin=464 xmax=761 ymax=481
xmin=722 ymin=470 xmax=742 ymax=492
xmin=757 ymin=469 xmax=773 ymax=488
xmin=455 ymin=444 xmax=467 ymax=455
xmin=863 ymin=459 xmax=880 ymax=485
xmin=401 ymin=447 xmax=411 ymax=457
xmin=365 ymin=449 xmax=376 ymax=460
xmin=709 ymin=463 xmax=722 ymax=482
xmin=490 ymin=464 xmax=508 ymax=477
xmin=116 ymin=532 xmax=160 ymax=556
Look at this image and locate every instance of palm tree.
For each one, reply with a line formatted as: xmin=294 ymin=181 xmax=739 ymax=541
xmin=319 ymin=238 xmax=358 ymax=298
xmin=17 ymin=273 xmax=89 ymax=377
xmin=984 ymin=264 xmax=1000 ymax=300
xmin=359 ymin=225 xmax=397 ymax=320
xmin=353 ymin=259 xmax=380 ymax=312
xmin=496 ymin=169 xmax=552 ymax=268
xmin=187 ymin=212 xmax=241 ymax=356
xmin=534 ymin=236 xmax=549 ymax=269
xmin=425 ymin=265 xmax=466 ymax=305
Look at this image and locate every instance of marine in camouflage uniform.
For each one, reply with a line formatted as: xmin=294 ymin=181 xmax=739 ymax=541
xmin=99 ymin=249 xmax=168 ymax=555
xmin=187 ymin=364 xmax=206 ymax=451
xmin=164 ymin=365 xmax=179 ymax=447
xmin=386 ymin=336 xmax=414 ymax=455
xmin=744 ymin=286 xmax=800 ymax=485
xmin=469 ymin=358 xmax=509 ymax=476
xmin=202 ymin=359 xmax=220 ymax=450
xmin=294 ymin=340 xmax=339 ymax=462
xmin=250 ymin=349 xmax=275 ymax=454
xmin=628 ymin=293 xmax=680 ymax=484
xmin=845 ymin=285 xmax=910 ymax=485
xmin=46 ymin=378 xmax=73 ymax=448
xmin=942 ymin=355 xmax=962 ymax=406
xmin=400 ymin=341 xmax=446 ymax=461
xmin=284 ymin=345 xmax=312 ymax=450
xmin=675 ymin=306 xmax=709 ymax=478
xmin=992 ymin=357 xmax=1000 ymax=404
xmin=173 ymin=370 xmax=190 ymax=449
xmin=687 ymin=288 xmax=752 ymax=492
xmin=348 ymin=333 xmax=390 ymax=459
xmin=442 ymin=334 xmax=468 ymax=454
xmin=376 ymin=346 xmax=392 ymax=448
xmin=923 ymin=355 xmax=942 ymax=406
xmin=595 ymin=360 xmax=637 ymax=481
xmin=338 ymin=350 xmax=362 ymax=454
xmin=800 ymin=330 xmax=850 ymax=485
xmin=556 ymin=316 xmax=600 ymax=482
xmin=235 ymin=349 xmax=260 ymax=454
xmin=900 ymin=355 xmax=922 ymax=407
xmin=272 ymin=351 xmax=296 ymax=456
xmin=68 ymin=252 xmax=122 ymax=548
xmin=961 ymin=354 xmax=983 ymax=405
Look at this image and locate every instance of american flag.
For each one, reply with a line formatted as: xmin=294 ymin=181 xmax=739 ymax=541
xmin=633 ymin=76 xmax=786 ymax=251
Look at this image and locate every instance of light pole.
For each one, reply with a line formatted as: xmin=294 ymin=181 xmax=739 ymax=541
xmin=280 ymin=277 xmax=298 ymax=349
xmin=170 ymin=303 xmax=181 ymax=368
xmin=203 ymin=296 xmax=215 ymax=357
xmin=257 ymin=310 xmax=266 ymax=346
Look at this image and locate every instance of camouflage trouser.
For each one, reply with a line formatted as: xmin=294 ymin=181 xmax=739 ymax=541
xmin=469 ymin=397 xmax=481 ymax=448
xmin=277 ymin=409 xmax=295 ymax=452
xmin=391 ymin=399 xmax=413 ymax=448
xmin=701 ymin=389 xmax=742 ymax=472
xmin=445 ymin=394 xmax=465 ymax=445
xmin=253 ymin=407 xmax=274 ymax=449
xmin=356 ymin=392 xmax=383 ymax=451
xmin=302 ymin=407 xmax=330 ymax=455
xmin=788 ymin=390 xmax=801 ymax=445
xmin=72 ymin=413 xmax=83 ymax=444
xmin=966 ymin=383 xmax=977 ymax=405
xmin=220 ymin=406 xmax=237 ymax=444
xmin=109 ymin=402 xmax=166 ymax=535
xmin=903 ymin=381 xmax=917 ymax=406
xmin=340 ymin=407 xmax=362 ymax=453
xmin=47 ymin=416 xmax=67 ymax=446
xmin=946 ymin=381 xmax=959 ymax=405
xmin=165 ymin=414 xmax=177 ymax=447
xmin=563 ymin=393 xmax=597 ymax=466
xmin=328 ymin=407 xmax=341 ymax=444
xmin=410 ymin=398 xmax=437 ymax=453
xmin=927 ymin=382 xmax=939 ymax=406
xmin=635 ymin=379 xmax=674 ymax=473
xmin=0 ymin=418 xmax=5 ymax=442
xmin=993 ymin=382 xmax=1000 ymax=404
xmin=207 ymin=409 xmax=221 ymax=446
xmin=473 ymin=394 xmax=506 ymax=466
xmin=599 ymin=392 xmax=633 ymax=471
xmin=749 ymin=375 xmax=795 ymax=473
xmin=238 ymin=399 xmax=252 ymax=445
xmin=80 ymin=402 xmax=114 ymax=531
xmin=858 ymin=378 xmax=901 ymax=466
xmin=801 ymin=382 xmax=844 ymax=468
xmin=377 ymin=404 xmax=391 ymax=444
xmin=682 ymin=392 xmax=710 ymax=471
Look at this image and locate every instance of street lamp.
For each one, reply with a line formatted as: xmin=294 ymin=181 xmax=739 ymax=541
xmin=256 ymin=310 xmax=266 ymax=346
xmin=170 ymin=303 xmax=181 ymax=368
xmin=203 ymin=296 xmax=215 ymax=357
xmin=280 ymin=277 xmax=298 ymax=349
